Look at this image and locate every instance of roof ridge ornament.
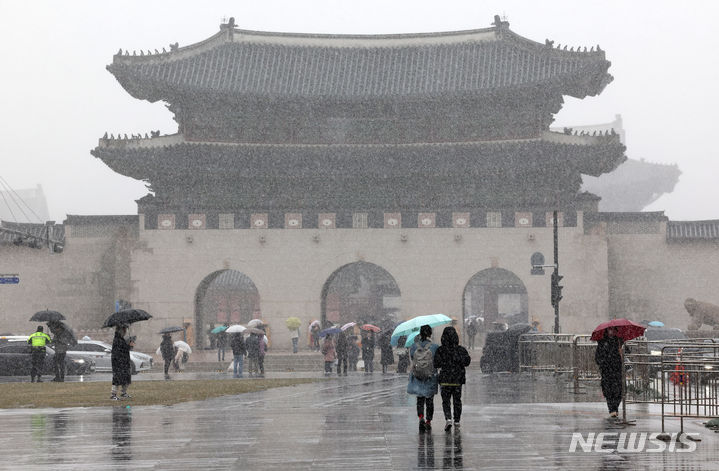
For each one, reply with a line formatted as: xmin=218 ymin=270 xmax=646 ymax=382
xmin=491 ymin=14 xmax=509 ymax=29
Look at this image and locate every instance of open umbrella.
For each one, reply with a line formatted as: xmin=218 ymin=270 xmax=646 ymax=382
xmin=47 ymin=320 xmax=78 ymax=346
xmin=390 ymin=314 xmax=452 ymax=346
xmin=401 ymin=331 xmax=421 ymax=348
xmin=341 ymin=322 xmax=356 ymax=331
xmin=210 ymin=325 xmax=228 ymax=334
xmin=590 ymin=318 xmax=646 ymax=342
xmin=30 ymin=310 xmax=65 ymax=322
xmin=285 ymin=317 xmax=301 ymax=330
xmin=225 ymin=324 xmax=246 ymax=334
xmin=648 ymin=321 xmax=665 ymax=327
xmin=361 ymin=324 xmax=381 ymax=332
xmin=319 ymin=327 xmax=341 ymax=338
xmin=159 ymin=326 xmax=185 ymax=334
xmin=103 ymin=309 xmax=152 ymax=328
xmin=247 ymin=319 xmax=265 ymax=328
xmin=174 ymin=340 xmax=192 ymax=354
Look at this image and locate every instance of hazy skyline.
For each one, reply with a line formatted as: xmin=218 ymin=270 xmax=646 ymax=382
xmin=1 ymin=0 xmax=717 ymax=222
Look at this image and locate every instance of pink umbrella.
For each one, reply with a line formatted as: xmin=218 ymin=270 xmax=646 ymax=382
xmin=590 ymin=318 xmax=645 ymax=342
xmin=361 ymin=324 xmax=381 ymax=333
xmin=341 ymin=322 xmax=356 ymax=331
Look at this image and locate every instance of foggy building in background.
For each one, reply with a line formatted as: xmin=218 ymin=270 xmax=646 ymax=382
xmin=1 ymin=18 xmax=716 ymax=348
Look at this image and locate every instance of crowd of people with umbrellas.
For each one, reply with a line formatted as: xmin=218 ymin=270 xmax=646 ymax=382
xmin=21 ymin=305 xmax=652 ymax=421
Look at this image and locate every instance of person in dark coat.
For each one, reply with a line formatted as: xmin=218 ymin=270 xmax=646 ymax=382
xmin=433 ymin=326 xmax=471 ymax=431
xmin=111 ymin=325 xmax=133 ymax=400
xmin=348 ymin=336 xmax=360 ymax=371
xmin=246 ymin=333 xmax=260 ymax=377
xmin=217 ymin=329 xmax=228 ymax=362
xmin=48 ymin=321 xmax=73 ymax=382
xmin=379 ymin=331 xmax=394 ymax=374
xmin=594 ymin=327 xmax=624 ymax=418
xmin=361 ymin=330 xmax=375 ymax=374
xmin=230 ymin=333 xmax=246 ymax=378
xmin=407 ymin=325 xmax=439 ymax=432
xmin=160 ymin=333 xmax=174 ymax=380
xmin=336 ymin=330 xmax=349 ymax=376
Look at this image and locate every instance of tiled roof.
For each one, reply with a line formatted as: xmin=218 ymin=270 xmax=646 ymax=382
xmin=92 ymin=131 xmax=625 ymax=181
xmin=108 ymin=26 xmax=612 ymax=101
xmin=0 ymin=221 xmax=64 ymax=245
xmin=667 ymin=220 xmax=719 ymax=241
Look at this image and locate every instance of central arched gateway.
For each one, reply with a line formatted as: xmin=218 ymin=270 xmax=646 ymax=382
xmin=321 ymin=261 xmax=401 ymax=328
xmin=194 ymin=269 xmax=260 ymax=348
xmin=463 ymin=267 xmax=528 ymax=329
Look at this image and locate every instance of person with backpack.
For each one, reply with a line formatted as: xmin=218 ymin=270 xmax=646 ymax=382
xmin=407 ymin=325 xmax=439 ymax=432
xmin=230 ymin=332 xmax=246 ymax=378
xmin=433 ymin=326 xmax=471 ymax=431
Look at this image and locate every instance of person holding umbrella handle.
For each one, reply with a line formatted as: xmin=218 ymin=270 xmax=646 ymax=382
xmin=111 ymin=324 xmax=133 ymax=400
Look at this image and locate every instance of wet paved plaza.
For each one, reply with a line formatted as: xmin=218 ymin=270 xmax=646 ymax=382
xmin=2 ymin=372 xmax=719 ymax=470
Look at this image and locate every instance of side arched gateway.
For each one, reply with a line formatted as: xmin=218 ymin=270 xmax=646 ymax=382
xmin=462 ymin=268 xmax=528 ymax=332
xmin=194 ymin=269 xmax=260 ymax=348
xmin=320 ymin=261 xmax=401 ymax=329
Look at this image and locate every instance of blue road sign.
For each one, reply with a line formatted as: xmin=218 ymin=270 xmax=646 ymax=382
xmin=0 ymin=275 xmax=19 ymax=284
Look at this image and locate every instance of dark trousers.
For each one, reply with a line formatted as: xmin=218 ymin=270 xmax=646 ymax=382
xmin=337 ymin=355 xmax=347 ymax=374
xmin=53 ymin=352 xmax=66 ymax=381
xmin=163 ymin=358 xmax=172 ymax=375
xmin=417 ymin=396 xmax=435 ymax=421
xmin=441 ymin=386 xmax=463 ymax=422
xmin=217 ymin=347 xmax=225 ymax=362
xmin=601 ymin=373 xmax=623 ymax=413
xmin=258 ymin=355 xmax=265 ymax=375
xmin=30 ymin=349 xmax=45 ymax=381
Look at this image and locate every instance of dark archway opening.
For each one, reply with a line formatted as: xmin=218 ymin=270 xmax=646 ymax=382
xmin=320 ymin=261 xmax=401 ymax=329
xmin=462 ymin=267 xmax=528 ymax=337
xmin=194 ymin=269 xmax=260 ymax=349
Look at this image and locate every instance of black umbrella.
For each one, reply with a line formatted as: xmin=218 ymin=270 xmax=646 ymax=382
xmin=30 ymin=310 xmax=65 ymax=322
xmin=48 ymin=320 xmax=78 ymax=346
xmin=158 ymin=326 xmax=185 ymax=334
xmin=103 ymin=309 xmax=152 ymax=328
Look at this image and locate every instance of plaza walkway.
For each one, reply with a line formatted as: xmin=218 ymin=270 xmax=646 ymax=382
xmin=1 ymin=373 xmax=718 ymax=470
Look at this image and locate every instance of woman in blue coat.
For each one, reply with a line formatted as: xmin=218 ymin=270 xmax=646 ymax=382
xmin=406 ymin=325 xmax=439 ymax=432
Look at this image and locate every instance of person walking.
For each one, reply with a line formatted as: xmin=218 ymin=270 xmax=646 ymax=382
xmin=258 ymin=331 xmax=267 ymax=377
xmin=336 ymin=331 xmax=349 ymax=376
xmin=379 ymin=331 xmax=394 ymax=374
xmin=290 ymin=328 xmax=300 ymax=354
xmin=407 ymin=325 xmax=439 ymax=432
xmin=361 ymin=330 xmax=375 ymax=374
xmin=594 ymin=326 xmax=624 ymax=419
xmin=231 ymin=333 xmax=246 ymax=378
xmin=110 ymin=325 xmax=134 ymax=400
xmin=321 ymin=334 xmax=336 ymax=376
xmin=216 ymin=328 xmax=228 ymax=362
xmin=27 ymin=325 xmax=51 ymax=383
xmin=159 ymin=333 xmax=174 ymax=380
xmin=433 ymin=326 xmax=471 ymax=431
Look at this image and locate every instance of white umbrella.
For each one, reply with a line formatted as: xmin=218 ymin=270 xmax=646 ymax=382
xmin=247 ymin=319 xmax=264 ymax=328
xmin=226 ymin=324 xmax=246 ymax=334
xmin=174 ymin=340 xmax=192 ymax=354
xmin=341 ymin=322 xmax=356 ymax=331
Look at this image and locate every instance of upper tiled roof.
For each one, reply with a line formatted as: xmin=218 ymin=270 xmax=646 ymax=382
xmin=667 ymin=220 xmax=719 ymax=241
xmin=108 ymin=22 xmax=612 ymax=101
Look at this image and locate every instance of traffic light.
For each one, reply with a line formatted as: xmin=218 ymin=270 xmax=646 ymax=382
xmin=551 ymin=272 xmax=564 ymax=307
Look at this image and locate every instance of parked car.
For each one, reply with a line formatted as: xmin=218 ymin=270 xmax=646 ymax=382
xmin=0 ymin=341 xmax=95 ymax=376
xmin=68 ymin=339 xmax=152 ymax=374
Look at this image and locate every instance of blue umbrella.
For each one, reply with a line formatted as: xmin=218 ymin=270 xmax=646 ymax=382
xmin=390 ymin=314 xmax=452 ymax=346
xmin=648 ymin=321 xmax=665 ymax=327
xmin=211 ymin=325 xmax=228 ymax=334
xmin=319 ymin=327 xmax=341 ymax=338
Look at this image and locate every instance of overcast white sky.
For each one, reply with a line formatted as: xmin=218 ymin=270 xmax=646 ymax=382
xmin=1 ymin=0 xmax=718 ymax=222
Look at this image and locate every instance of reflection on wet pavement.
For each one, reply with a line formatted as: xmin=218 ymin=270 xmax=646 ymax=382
xmin=0 ymin=373 xmax=718 ymax=470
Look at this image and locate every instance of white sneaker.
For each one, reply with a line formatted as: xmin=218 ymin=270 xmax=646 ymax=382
xmin=454 ymin=421 xmax=460 ymax=429
xmin=444 ymin=420 xmax=453 ymax=431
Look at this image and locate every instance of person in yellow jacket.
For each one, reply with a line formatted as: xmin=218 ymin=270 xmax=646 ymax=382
xmin=27 ymin=325 xmax=52 ymax=382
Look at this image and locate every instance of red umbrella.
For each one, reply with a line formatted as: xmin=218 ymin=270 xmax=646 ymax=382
xmin=360 ymin=324 xmax=381 ymax=332
xmin=590 ymin=318 xmax=645 ymax=342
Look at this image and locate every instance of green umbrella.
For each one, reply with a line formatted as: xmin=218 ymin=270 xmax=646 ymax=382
xmin=211 ymin=325 xmax=228 ymax=334
xmin=390 ymin=314 xmax=452 ymax=346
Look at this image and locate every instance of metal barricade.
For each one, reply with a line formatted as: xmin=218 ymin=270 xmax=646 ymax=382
xmin=518 ymin=333 xmax=577 ymax=374
xmin=659 ymin=343 xmax=719 ymax=434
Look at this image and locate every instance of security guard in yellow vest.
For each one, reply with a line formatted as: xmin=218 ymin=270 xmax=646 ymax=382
xmin=27 ymin=326 xmax=52 ymax=382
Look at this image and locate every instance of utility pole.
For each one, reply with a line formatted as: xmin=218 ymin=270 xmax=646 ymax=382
xmin=551 ymin=210 xmax=563 ymax=333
